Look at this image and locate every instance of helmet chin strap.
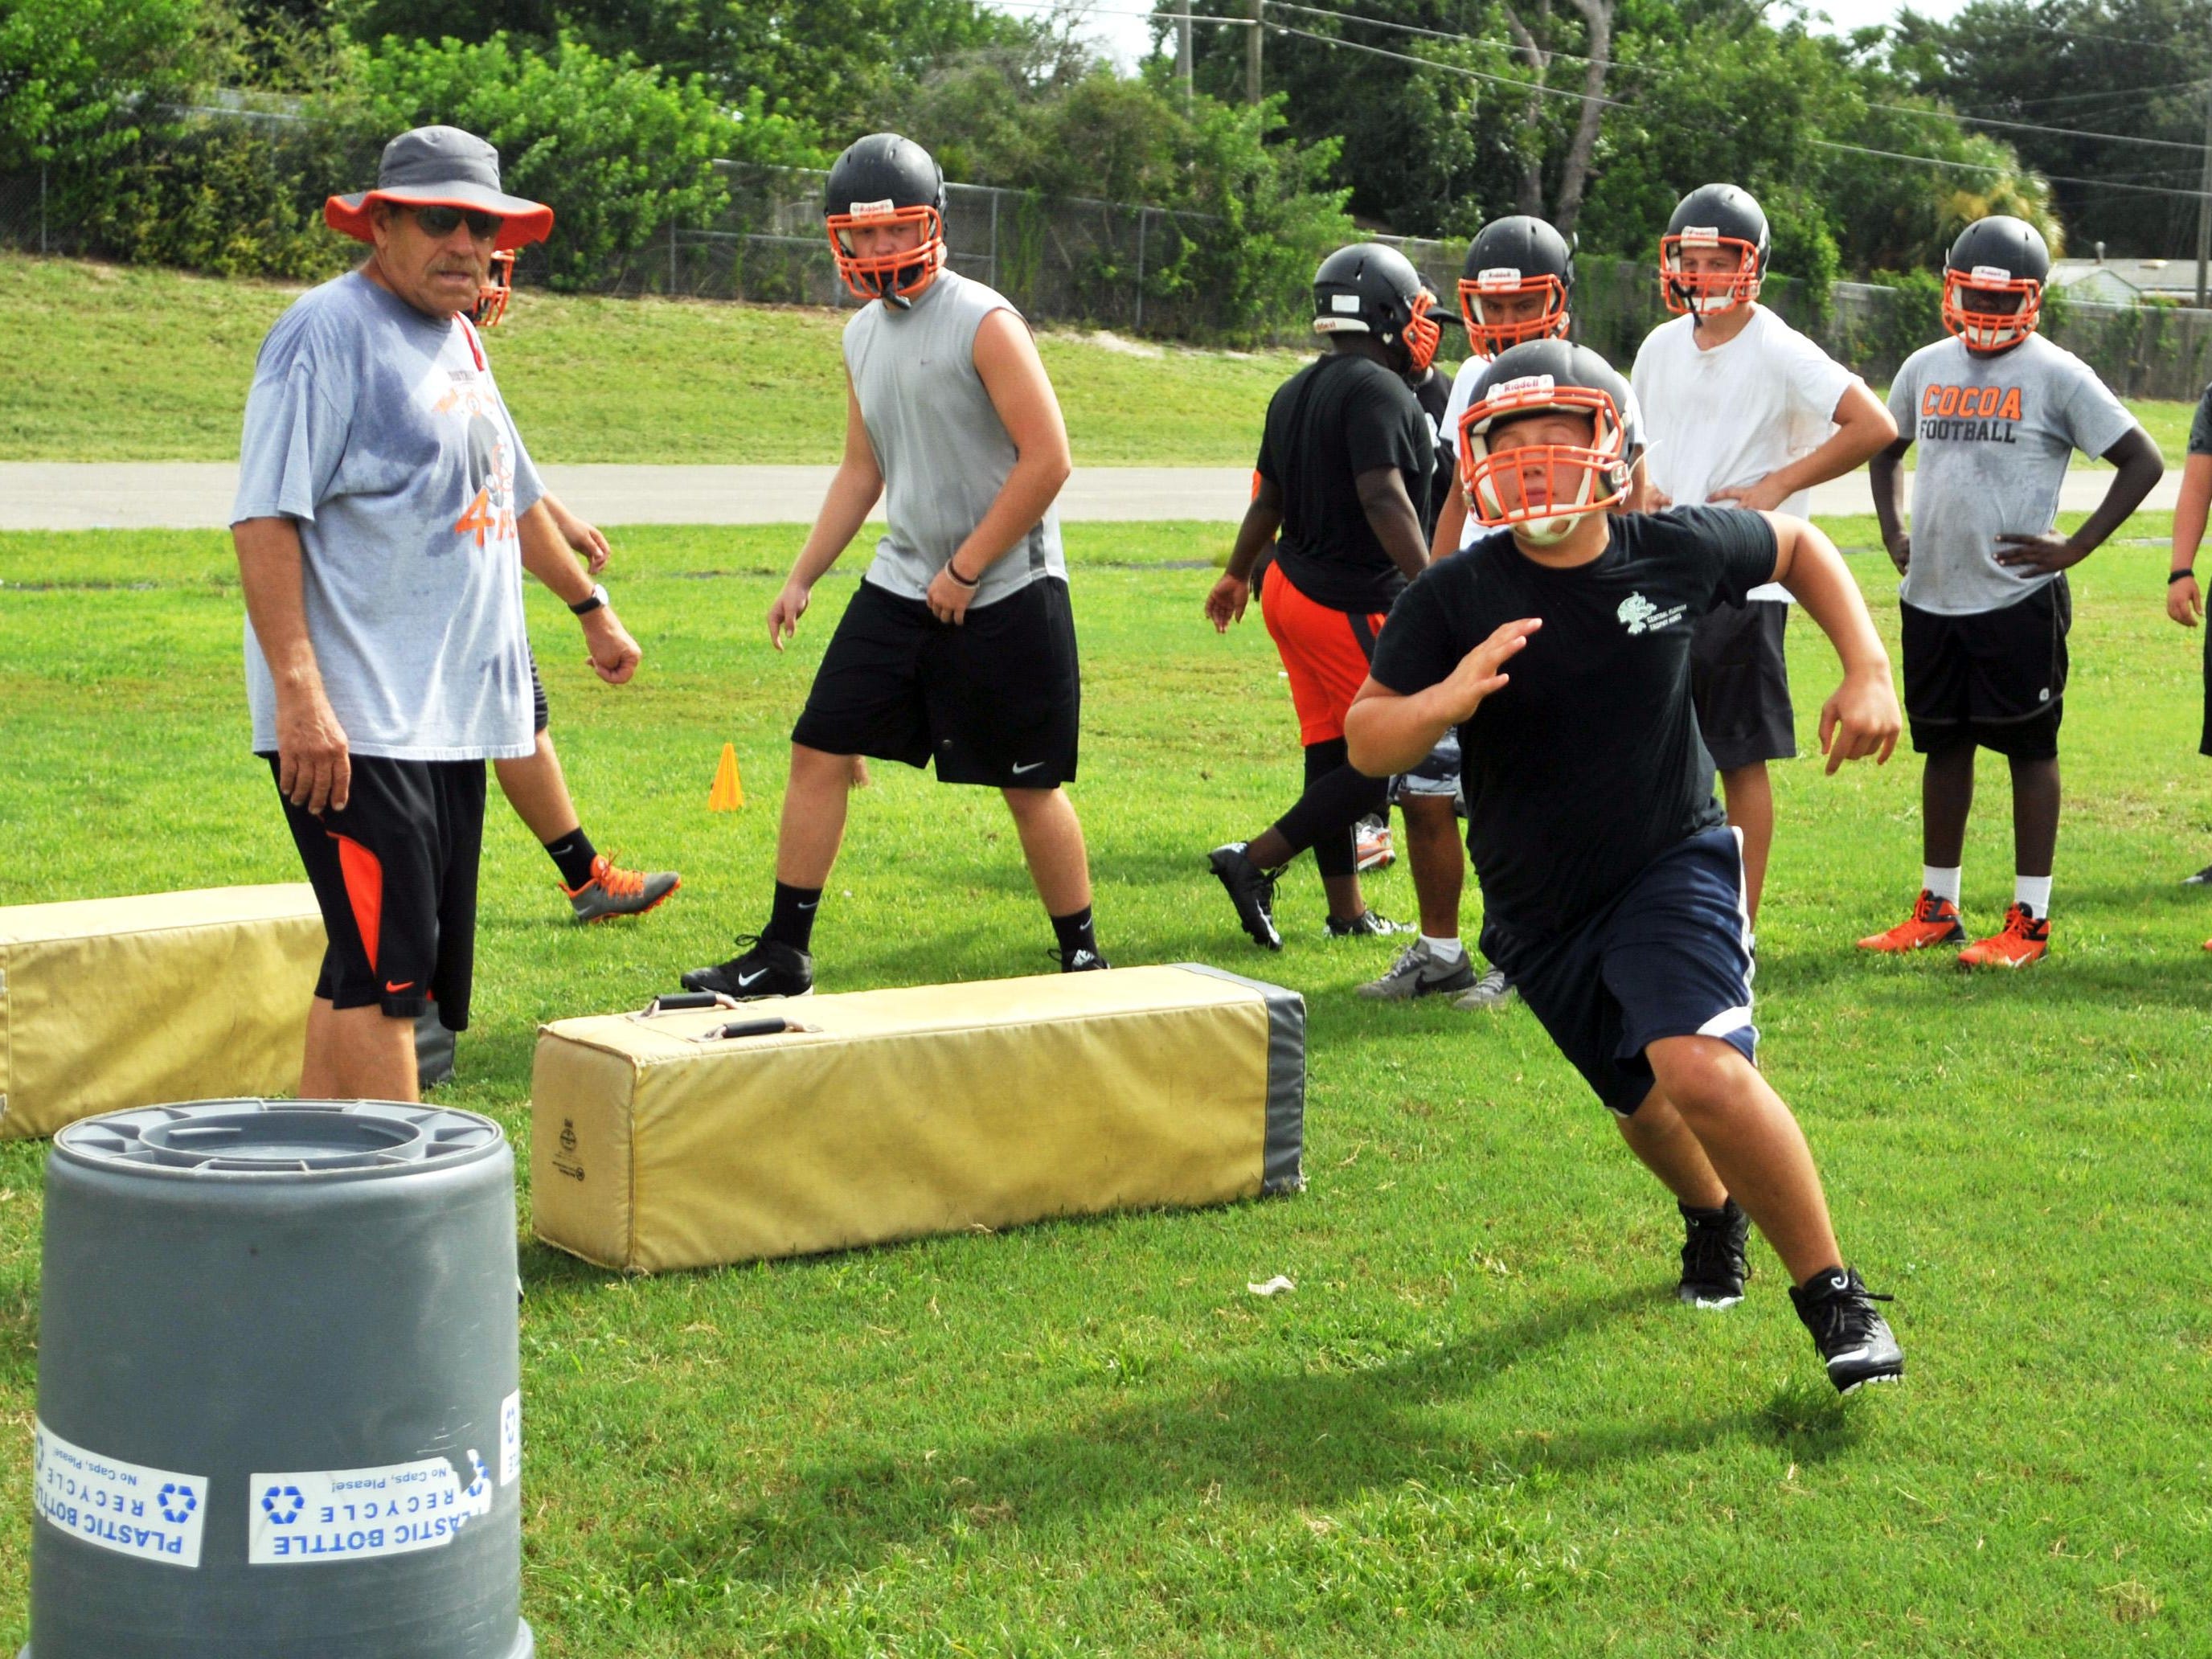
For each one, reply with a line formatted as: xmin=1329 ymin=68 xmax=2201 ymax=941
xmin=1516 ymin=515 xmax=1579 ymax=546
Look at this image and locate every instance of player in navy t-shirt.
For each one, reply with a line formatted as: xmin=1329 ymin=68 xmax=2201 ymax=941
xmin=1346 ymin=339 xmax=1907 ymax=1394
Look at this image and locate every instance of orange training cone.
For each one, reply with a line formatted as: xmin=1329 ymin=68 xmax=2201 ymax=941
xmin=709 ymin=743 xmax=744 ymax=811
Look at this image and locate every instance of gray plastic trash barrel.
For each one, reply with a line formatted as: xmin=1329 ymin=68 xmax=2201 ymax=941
xmin=23 ymin=1100 xmax=531 ymax=1659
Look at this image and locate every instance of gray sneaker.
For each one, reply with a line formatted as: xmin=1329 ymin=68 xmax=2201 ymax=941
xmin=566 ymin=854 xmax=681 ymax=922
xmin=1357 ymin=939 xmax=1477 ymax=1001
xmin=1452 ymin=965 xmax=1516 ymax=1010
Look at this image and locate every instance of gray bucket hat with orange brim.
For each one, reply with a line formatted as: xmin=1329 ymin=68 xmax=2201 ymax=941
xmin=326 ymin=125 xmax=553 ymax=251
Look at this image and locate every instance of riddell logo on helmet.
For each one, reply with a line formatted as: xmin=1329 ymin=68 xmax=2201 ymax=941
xmin=1475 ymin=267 xmax=1523 ymax=289
xmin=847 ymin=198 xmax=896 ymax=219
xmin=1493 ymin=374 xmax=1557 ymax=396
xmin=1969 ymin=264 xmax=2013 ymax=284
xmin=1678 ymin=226 xmax=1721 ymax=245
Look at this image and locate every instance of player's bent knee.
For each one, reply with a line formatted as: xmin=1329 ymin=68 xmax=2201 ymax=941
xmin=1644 ymin=1034 xmax=1757 ymax=1115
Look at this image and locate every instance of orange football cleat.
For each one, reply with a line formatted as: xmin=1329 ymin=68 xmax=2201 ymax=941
xmin=1957 ymin=903 xmax=2049 ymax=969
xmin=1856 ymin=890 xmax=1967 ymax=952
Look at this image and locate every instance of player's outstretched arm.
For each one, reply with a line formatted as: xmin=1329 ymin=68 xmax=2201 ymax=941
xmin=772 ymin=375 xmax=884 ymax=649
xmin=2169 ymin=453 xmax=2212 ymax=627
xmin=1994 ymin=424 xmax=2165 ymax=576
xmin=1207 ymin=476 xmax=1283 ymax=632
xmin=1765 ymin=512 xmax=1899 ymax=775
xmin=1343 ymin=619 xmax=1541 ymax=777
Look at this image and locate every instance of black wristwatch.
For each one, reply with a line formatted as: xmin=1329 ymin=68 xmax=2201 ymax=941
xmin=568 ymin=583 xmax=608 ymax=616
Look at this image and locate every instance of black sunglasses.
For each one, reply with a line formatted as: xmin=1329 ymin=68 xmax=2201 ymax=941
xmin=411 ymin=204 xmax=503 ymax=240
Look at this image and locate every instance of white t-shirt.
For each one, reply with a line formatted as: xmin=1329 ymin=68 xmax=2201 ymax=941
xmin=1629 ymin=305 xmax=1860 ymax=602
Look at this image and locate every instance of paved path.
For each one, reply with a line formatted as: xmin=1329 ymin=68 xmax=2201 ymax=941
xmin=0 ymin=461 xmax=2184 ymax=531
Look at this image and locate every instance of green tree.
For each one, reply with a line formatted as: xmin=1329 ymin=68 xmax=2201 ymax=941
xmin=352 ymin=31 xmax=744 ymax=287
xmin=0 ymin=0 xmax=207 ymax=170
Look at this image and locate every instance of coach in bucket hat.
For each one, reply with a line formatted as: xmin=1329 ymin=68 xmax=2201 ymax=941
xmin=326 ymin=125 xmax=554 ymax=250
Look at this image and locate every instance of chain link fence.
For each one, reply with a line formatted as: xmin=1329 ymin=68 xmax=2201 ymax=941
xmin=6 ymin=148 xmax=2210 ymax=399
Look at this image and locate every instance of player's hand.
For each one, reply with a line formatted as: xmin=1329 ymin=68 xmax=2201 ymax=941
xmin=2169 ymin=572 xmax=2203 ymax=628
xmin=1205 ymin=573 xmax=1250 ymax=633
xmin=551 ymin=503 xmax=612 ymax=574
xmin=275 ymin=683 xmax=351 ymax=815
xmin=1817 ymin=664 xmax=1901 ymax=775
xmin=1710 ymin=475 xmax=1789 ymax=513
xmin=1994 ymin=530 xmax=2087 ymax=575
xmin=768 ymin=580 xmax=811 ymax=651
xmin=581 ymin=607 xmax=641 ymax=685
xmin=926 ymin=563 xmax=976 ymax=627
xmin=1436 ymin=617 xmax=1541 ymax=722
xmin=1883 ymin=531 xmax=1911 ymax=576
xmin=1645 ymin=488 xmax=1674 ymax=511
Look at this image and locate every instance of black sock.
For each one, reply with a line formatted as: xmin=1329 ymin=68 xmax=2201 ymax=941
xmin=544 ymin=829 xmax=599 ymax=891
xmin=1051 ymin=905 xmax=1098 ymax=960
xmin=765 ymin=880 xmax=824 ymax=952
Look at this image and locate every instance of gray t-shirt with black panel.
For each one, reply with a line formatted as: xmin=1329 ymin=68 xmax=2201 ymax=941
xmin=1886 ymin=334 xmax=2135 ymax=616
xmin=843 ymin=269 xmax=1066 ymax=609
xmin=232 ymin=270 xmax=543 ymax=760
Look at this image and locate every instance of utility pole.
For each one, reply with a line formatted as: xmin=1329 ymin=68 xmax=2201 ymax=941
xmin=2197 ymin=77 xmax=2211 ymax=309
xmin=1247 ymin=0 xmax=1263 ymax=104
xmin=1176 ymin=9 xmax=1193 ymax=102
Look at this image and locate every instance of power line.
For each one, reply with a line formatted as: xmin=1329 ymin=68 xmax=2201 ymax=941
xmin=1990 ymin=75 xmax=2212 ymax=111
xmin=1259 ymin=0 xmax=1650 ymax=76
xmin=1868 ymin=100 xmax=2210 ymax=154
xmin=1265 ymin=20 xmax=1632 ymax=105
xmin=1809 ymin=137 xmax=2207 ymax=200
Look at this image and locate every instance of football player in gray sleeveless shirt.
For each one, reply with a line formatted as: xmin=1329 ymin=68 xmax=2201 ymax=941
xmin=683 ymin=134 xmax=1104 ymax=1001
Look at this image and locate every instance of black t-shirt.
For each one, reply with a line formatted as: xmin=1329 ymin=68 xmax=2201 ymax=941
xmin=1255 ymin=350 xmax=1434 ymax=614
xmin=1368 ymin=506 xmax=1780 ymax=945
xmin=2189 ymin=380 xmax=2212 ymax=457
xmin=1409 ymin=364 xmax=1455 ymax=539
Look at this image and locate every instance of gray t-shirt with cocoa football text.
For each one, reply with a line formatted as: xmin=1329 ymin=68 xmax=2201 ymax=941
xmin=232 ymin=269 xmax=544 ymax=760
xmin=1886 ymin=334 xmax=2136 ymax=616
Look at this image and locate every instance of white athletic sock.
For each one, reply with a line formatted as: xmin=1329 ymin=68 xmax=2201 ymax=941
xmin=2015 ymin=874 xmax=2053 ymax=918
xmin=1421 ymin=934 xmax=1465 ymax=965
xmin=1923 ymin=865 xmax=1962 ymax=905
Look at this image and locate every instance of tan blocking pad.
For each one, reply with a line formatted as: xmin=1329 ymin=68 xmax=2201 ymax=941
xmin=531 ymin=964 xmax=1305 ymax=1273
xmin=0 ymin=886 xmax=326 ymax=1139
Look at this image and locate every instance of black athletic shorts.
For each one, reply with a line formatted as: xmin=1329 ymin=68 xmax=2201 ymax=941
xmin=1481 ymin=827 xmax=1756 ymax=1118
xmin=1902 ymin=577 xmax=2068 ymax=760
xmin=792 ymin=576 xmax=1081 ymax=787
xmin=529 ymin=648 xmax=548 ymax=735
xmin=266 ymin=754 xmax=487 ymax=1028
xmin=1690 ymin=599 xmax=1796 ymax=771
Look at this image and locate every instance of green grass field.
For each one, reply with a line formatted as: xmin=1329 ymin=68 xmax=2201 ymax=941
xmin=5 ymin=518 xmax=2212 ymax=1655
xmin=3 ymin=253 xmax=2200 ymax=470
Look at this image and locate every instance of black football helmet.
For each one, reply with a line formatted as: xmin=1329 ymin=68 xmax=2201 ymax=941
xmin=1457 ymin=339 xmax=1642 ymax=544
xmin=1660 ymin=184 xmax=1771 ymax=317
xmin=1457 ymin=215 xmax=1574 ymax=357
xmin=1313 ymin=242 xmax=1441 ymax=372
xmin=825 ymin=133 xmax=947 ymax=308
xmin=1943 ymin=215 xmax=2050 ymax=351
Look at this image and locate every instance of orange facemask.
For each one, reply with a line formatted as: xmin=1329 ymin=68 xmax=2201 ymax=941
xmin=473 ymin=249 xmax=515 ymax=329
xmin=826 ymin=203 xmax=946 ymax=304
xmin=1941 ymin=265 xmax=2042 ymax=350
xmin=1459 ymin=382 xmax=1631 ymax=545
xmin=1404 ymin=289 xmax=1443 ymax=373
xmin=1456 ymin=271 xmax=1571 ymax=356
xmin=1658 ymin=234 xmax=1761 ymax=317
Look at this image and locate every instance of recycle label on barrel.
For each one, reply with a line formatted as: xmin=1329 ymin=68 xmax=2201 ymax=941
xmin=248 ymin=1449 xmax=496 ymax=1565
xmin=31 ymin=1418 xmax=208 ymax=1568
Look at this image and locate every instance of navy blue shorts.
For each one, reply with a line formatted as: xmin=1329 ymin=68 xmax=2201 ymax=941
xmin=1481 ymin=827 xmax=1756 ymax=1116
